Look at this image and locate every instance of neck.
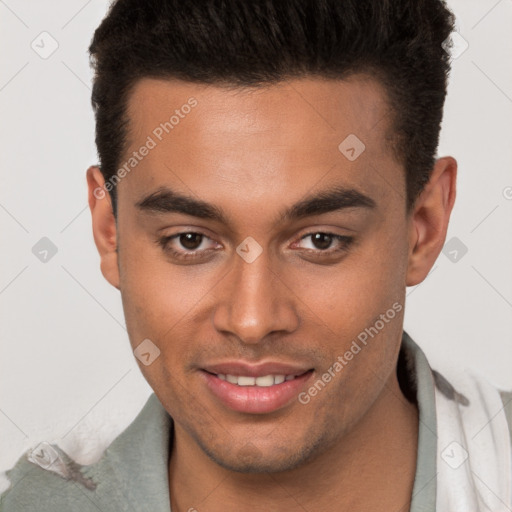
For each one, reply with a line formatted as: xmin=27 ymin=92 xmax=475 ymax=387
xmin=169 ymin=371 xmax=418 ymax=512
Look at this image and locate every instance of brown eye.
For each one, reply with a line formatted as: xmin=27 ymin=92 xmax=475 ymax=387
xmin=309 ymin=233 xmax=334 ymax=250
xmin=179 ymin=233 xmax=204 ymax=250
xmin=294 ymin=232 xmax=354 ymax=257
xmin=157 ymin=231 xmax=220 ymax=261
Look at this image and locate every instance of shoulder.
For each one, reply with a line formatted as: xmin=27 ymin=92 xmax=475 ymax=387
xmin=0 ymin=443 xmax=116 ymax=512
xmin=0 ymin=393 xmax=171 ymax=512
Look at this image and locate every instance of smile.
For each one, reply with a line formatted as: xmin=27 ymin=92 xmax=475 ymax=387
xmin=201 ymin=368 xmax=314 ymax=414
xmin=215 ymin=373 xmax=304 ymax=386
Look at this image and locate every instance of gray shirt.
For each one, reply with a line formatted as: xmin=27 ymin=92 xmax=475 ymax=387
xmin=1 ymin=331 xmax=511 ymax=511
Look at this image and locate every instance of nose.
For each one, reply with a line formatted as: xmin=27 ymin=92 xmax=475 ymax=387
xmin=212 ymin=247 xmax=299 ymax=344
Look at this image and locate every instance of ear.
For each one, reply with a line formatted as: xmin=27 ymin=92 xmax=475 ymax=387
xmin=406 ymin=156 xmax=457 ymax=286
xmin=86 ymin=166 xmax=120 ymax=290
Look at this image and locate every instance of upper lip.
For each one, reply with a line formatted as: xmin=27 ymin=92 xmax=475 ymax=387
xmin=201 ymin=362 xmax=313 ymax=378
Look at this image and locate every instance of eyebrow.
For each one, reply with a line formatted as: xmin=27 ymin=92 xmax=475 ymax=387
xmin=135 ymin=184 xmax=376 ymax=224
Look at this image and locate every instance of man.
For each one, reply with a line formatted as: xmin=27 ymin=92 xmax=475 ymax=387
xmin=1 ymin=0 xmax=511 ymax=511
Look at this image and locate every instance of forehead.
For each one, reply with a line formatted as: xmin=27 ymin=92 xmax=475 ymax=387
xmin=120 ymin=75 xmax=402 ymax=213
xmin=126 ymin=74 xmax=393 ymax=144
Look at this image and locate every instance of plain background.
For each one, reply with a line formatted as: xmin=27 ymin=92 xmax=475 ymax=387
xmin=1 ymin=0 xmax=511 ymax=489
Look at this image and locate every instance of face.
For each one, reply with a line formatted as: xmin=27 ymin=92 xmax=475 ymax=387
xmin=88 ymin=76 xmax=452 ymax=473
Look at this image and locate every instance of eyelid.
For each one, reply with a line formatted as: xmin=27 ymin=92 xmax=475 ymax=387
xmin=158 ymin=231 xmax=219 ymax=251
xmin=158 ymin=228 xmax=354 ymax=263
xmin=158 ymin=227 xmax=352 ymax=246
xmin=291 ymin=231 xmax=353 ymax=251
xmin=156 ymin=224 xmax=219 ymax=239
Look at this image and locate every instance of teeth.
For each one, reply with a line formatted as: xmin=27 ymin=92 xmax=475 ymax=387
xmin=255 ymin=375 xmax=274 ymax=387
xmin=226 ymin=374 xmax=238 ymax=384
xmin=237 ymin=376 xmax=256 ymax=386
xmin=217 ymin=374 xmax=296 ymax=386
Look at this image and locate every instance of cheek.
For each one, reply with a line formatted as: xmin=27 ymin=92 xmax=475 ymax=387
xmin=288 ymin=238 xmax=406 ymax=341
xmin=118 ymin=235 xmax=214 ymax=338
xmin=287 ymin=228 xmax=407 ymax=397
xmin=117 ymin=239 xmax=226 ymax=396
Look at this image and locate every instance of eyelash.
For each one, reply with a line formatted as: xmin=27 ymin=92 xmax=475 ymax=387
xmin=156 ymin=231 xmax=354 ymax=261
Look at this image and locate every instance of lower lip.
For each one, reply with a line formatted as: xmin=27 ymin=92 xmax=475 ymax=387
xmin=201 ymin=370 xmax=313 ymax=414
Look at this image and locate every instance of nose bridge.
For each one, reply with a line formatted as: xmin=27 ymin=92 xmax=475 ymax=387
xmin=213 ymin=245 xmax=298 ymax=343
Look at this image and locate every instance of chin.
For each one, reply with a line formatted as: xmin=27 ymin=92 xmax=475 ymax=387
xmin=197 ymin=432 xmax=328 ymax=474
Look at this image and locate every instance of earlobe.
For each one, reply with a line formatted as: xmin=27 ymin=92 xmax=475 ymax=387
xmin=406 ymin=157 xmax=457 ymax=287
xmin=86 ymin=166 xmax=120 ymax=290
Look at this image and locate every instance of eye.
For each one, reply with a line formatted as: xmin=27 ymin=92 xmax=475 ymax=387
xmin=294 ymin=232 xmax=354 ymax=255
xmin=157 ymin=230 xmax=354 ymax=263
xmin=157 ymin=232 xmax=220 ymax=260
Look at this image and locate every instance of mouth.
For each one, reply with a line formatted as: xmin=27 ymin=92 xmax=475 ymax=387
xmin=206 ymin=371 xmax=310 ymax=387
xmin=199 ymin=365 xmax=314 ymax=414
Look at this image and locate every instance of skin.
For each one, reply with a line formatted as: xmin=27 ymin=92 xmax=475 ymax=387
xmin=86 ymin=75 xmax=456 ymax=511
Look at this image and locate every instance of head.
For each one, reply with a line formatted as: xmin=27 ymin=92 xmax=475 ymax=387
xmin=86 ymin=0 xmax=456 ymax=473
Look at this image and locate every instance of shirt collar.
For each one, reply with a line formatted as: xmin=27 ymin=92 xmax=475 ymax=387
xmin=400 ymin=331 xmax=438 ymax=512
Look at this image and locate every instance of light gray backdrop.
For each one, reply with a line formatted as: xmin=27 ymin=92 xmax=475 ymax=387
xmin=1 ymin=0 xmax=511 ymax=488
